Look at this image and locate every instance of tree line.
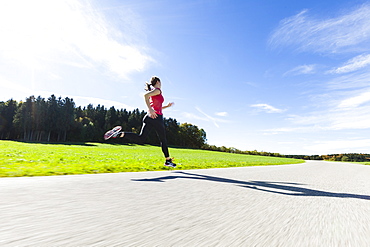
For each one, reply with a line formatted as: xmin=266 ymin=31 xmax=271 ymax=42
xmin=202 ymin=144 xmax=370 ymax=162
xmin=0 ymin=95 xmax=206 ymax=148
xmin=320 ymin=153 xmax=370 ymax=162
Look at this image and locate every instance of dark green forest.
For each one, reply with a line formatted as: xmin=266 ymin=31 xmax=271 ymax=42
xmin=1 ymin=95 xmax=369 ymax=162
xmin=0 ymin=95 xmax=206 ymax=148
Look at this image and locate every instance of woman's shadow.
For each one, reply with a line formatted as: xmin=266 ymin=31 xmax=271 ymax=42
xmin=132 ymin=171 xmax=370 ymax=200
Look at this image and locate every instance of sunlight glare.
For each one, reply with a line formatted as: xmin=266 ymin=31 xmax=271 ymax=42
xmin=0 ymin=0 xmax=152 ymax=78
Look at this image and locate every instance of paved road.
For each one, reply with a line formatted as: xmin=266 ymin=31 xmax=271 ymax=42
xmin=1 ymin=161 xmax=370 ymax=246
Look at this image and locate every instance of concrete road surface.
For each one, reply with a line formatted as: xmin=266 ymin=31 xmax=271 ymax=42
xmin=1 ymin=161 xmax=370 ymax=246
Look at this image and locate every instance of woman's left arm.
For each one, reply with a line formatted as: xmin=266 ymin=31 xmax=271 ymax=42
xmin=162 ymin=102 xmax=175 ymax=110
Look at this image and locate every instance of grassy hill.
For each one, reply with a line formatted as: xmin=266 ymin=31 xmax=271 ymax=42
xmin=0 ymin=140 xmax=304 ymax=177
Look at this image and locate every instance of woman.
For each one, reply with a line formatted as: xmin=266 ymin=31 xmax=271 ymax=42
xmin=104 ymin=76 xmax=176 ymax=167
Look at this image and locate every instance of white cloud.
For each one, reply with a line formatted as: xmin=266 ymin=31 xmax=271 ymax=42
xmin=284 ymin=64 xmax=317 ymax=76
xmin=327 ymin=71 xmax=370 ymax=90
xmin=182 ymin=112 xmax=209 ymax=122
xmin=305 ymin=139 xmax=370 ymax=154
xmin=0 ymin=76 xmax=32 ymax=94
xmin=269 ymin=5 xmax=370 ymax=53
xmin=283 ymin=102 xmax=370 ymax=131
xmin=250 ymin=104 xmax=285 ymax=113
xmin=263 ymin=127 xmax=309 ymax=135
xmin=181 ymin=107 xmax=231 ymax=128
xmin=0 ymin=75 xmax=134 ymax=109
xmin=215 ymin=112 xmax=228 ymax=117
xmin=330 ymin=107 xmax=370 ymax=130
xmin=263 ymin=84 xmax=370 ymax=133
xmin=244 ymin=81 xmax=258 ymax=87
xmin=196 ymin=107 xmax=220 ymax=128
xmin=71 ymin=95 xmax=134 ymax=110
xmin=329 ymin=53 xmax=370 ymax=74
xmin=0 ymin=0 xmax=152 ymax=79
xmin=338 ymin=90 xmax=370 ymax=108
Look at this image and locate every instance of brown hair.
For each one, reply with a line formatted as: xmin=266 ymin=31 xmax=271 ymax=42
xmin=145 ymin=76 xmax=160 ymax=91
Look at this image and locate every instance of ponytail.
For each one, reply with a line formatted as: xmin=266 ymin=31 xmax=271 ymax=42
xmin=145 ymin=82 xmax=152 ymax=91
xmin=145 ymin=76 xmax=161 ymax=91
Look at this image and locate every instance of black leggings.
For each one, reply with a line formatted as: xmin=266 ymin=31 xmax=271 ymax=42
xmin=123 ymin=114 xmax=169 ymax=158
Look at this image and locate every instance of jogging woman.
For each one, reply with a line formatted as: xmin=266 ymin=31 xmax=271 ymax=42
xmin=104 ymin=76 xmax=176 ymax=167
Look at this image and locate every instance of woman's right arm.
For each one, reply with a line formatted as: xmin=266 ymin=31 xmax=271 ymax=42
xmin=144 ymin=89 xmax=160 ymax=119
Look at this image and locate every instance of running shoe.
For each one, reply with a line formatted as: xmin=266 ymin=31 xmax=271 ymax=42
xmin=104 ymin=126 xmax=122 ymax=140
xmin=164 ymin=158 xmax=176 ymax=168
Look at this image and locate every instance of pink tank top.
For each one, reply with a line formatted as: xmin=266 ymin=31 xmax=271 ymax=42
xmin=150 ymin=88 xmax=164 ymax=115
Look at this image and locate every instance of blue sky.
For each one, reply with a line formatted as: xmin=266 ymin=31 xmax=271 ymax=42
xmin=1 ymin=0 xmax=370 ymax=155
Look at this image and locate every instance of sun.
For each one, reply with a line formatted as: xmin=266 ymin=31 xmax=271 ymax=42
xmin=0 ymin=0 xmax=152 ymax=80
xmin=0 ymin=0 xmax=74 ymax=67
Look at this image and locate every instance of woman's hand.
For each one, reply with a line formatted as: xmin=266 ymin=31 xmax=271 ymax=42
xmin=148 ymin=108 xmax=158 ymax=119
xmin=163 ymin=102 xmax=175 ymax=109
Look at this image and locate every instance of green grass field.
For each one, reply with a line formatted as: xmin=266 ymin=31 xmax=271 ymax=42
xmin=354 ymin=162 xmax=370 ymax=165
xmin=0 ymin=140 xmax=304 ymax=177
